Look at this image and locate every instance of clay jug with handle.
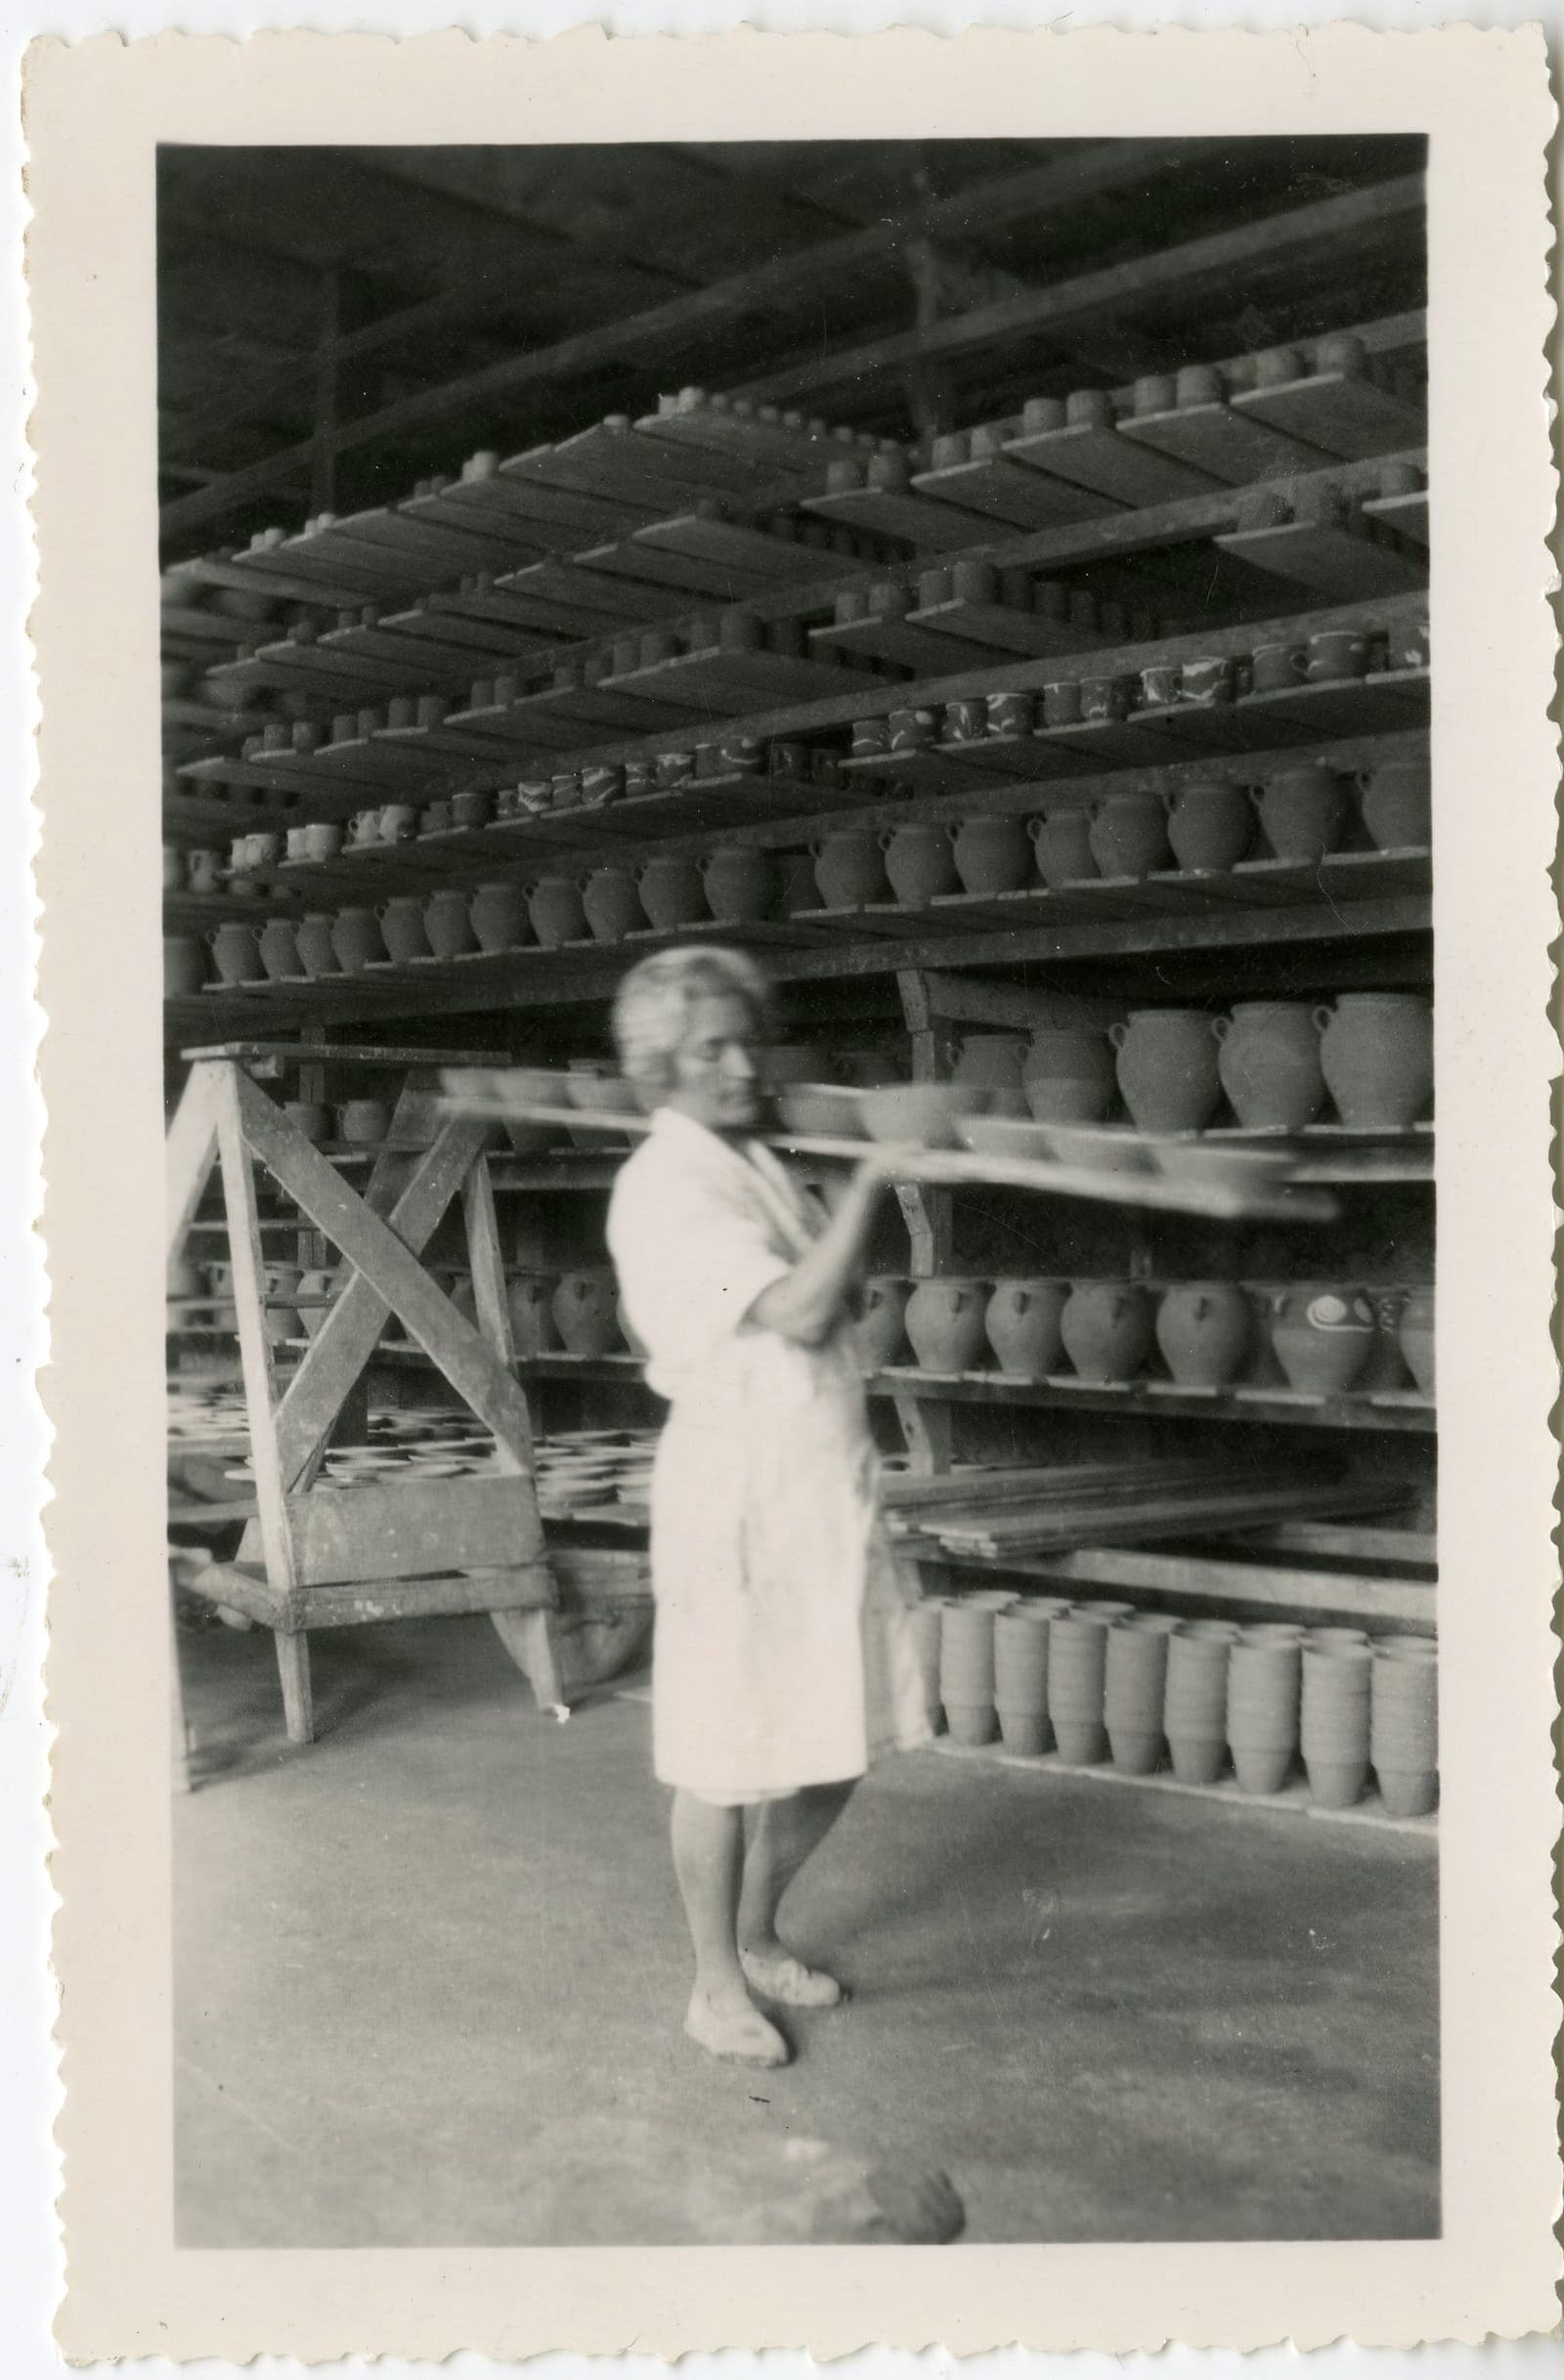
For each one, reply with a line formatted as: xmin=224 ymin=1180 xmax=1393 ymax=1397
xmin=812 ymin=830 xmax=888 ymax=909
xmin=424 ymin=888 xmax=477 ymax=959
xmin=1252 ymin=765 xmax=1348 ymax=863
xmin=952 ymin=814 xmax=1033 ymax=895
xmin=582 ymin=866 xmax=644 ymax=945
xmin=469 ymin=881 xmax=530 ymax=953
xmin=1061 ymin=1281 xmax=1154 ymax=1382
xmin=985 ymin=1278 xmax=1068 ymax=1376
xmin=953 ymin=1033 xmax=1029 ymax=1118
xmin=257 ymin=918 xmax=302 ymax=982
xmin=1163 ymin=776 xmax=1253 ymax=873
xmin=377 ymin=895 xmax=431 ymax=963
xmin=164 ymin=935 xmax=205 ymax=996
xmin=1215 ymin=1001 xmax=1327 ymax=1131
xmin=1088 ymin=791 xmax=1172 ymax=879
xmin=1269 ymin=1288 xmax=1376 ymax=1394
xmin=551 ymin=1272 xmax=621 ymax=1357
xmin=1109 ymin=1010 xmax=1222 ymax=1132
xmin=330 ymin=908 xmax=386 ymax=974
xmin=881 ymin=822 xmax=958 ymax=906
xmin=1154 ymin=1282 xmax=1252 ymax=1387
xmin=701 ymin=845 xmax=776 ymax=923
xmin=506 ymin=1274 xmax=560 ymax=1357
xmin=637 ymin=855 xmax=707 ymax=931
xmin=904 ymin=1278 xmax=989 ymax=1372
xmin=1355 ymin=757 xmax=1431 ymax=851
xmin=528 ymin=876 xmax=588 ymax=948
xmin=1318 ymin=994 xmax=1433 ymax=1128
xmin=1023 ymin=1027 xmax=1116 ymax=1123
xmin=295 ymin=914 xmax=341 ymax=977
xmin=852 ymin=1276 xmax=910 ymax=1369
xmin=1029 ymin=809 xmax=1098 ymax=888
xmin=1397 ymin=1286 xmax=1435 ymax=1394
xmin=209 ymin=921 xmax=262 ymax=985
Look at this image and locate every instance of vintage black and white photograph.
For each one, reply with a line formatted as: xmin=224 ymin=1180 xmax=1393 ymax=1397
xmin=153 ymin=131 xmax=1447 ymax=2252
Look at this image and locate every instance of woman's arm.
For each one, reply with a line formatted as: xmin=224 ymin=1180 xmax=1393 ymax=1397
xmin=748 ymin=1150 xmax=908 ymax=1348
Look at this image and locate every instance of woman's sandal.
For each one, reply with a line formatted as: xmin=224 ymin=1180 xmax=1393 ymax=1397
xmin=739 ymin=1949 xmax=845 ymax=2009
xmin=684 ymin=1990 xmax=792 ymax=2067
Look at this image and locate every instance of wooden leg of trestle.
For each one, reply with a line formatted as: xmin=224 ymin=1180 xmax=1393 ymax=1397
xmin=275 ymin=1631 xmax=315 ymax=1743
xmin=491 ymin=1606 xmax=567 ymax=1714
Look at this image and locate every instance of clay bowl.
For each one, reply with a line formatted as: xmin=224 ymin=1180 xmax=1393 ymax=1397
xmin=858 ymin=1083 xmax=987 ymax=1148
xmin=1151 ymin=1142 xmax=1297 ymax=1195
xmin=956 ymin=1114 xmax=1060 ymax=1164
xmin=776 ymin=1084 xmax=863 ymax=1138
xmin=1046 ymin=1124 xmax=1156 ymax=1175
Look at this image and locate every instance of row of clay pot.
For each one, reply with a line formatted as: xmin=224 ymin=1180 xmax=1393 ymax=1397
xmin=835 ymin=561 xmax=1160 ymax=645
xmin=1109 ymin=995 xmax=1433 ymax=1133
xmin=202 ymin=1260 xmax=641 ymax=1361
xmin=913 ymin=1599 xmax=1438 ymax=1816
xmin=860 ymin=1276 xmax=1434 ymax=1396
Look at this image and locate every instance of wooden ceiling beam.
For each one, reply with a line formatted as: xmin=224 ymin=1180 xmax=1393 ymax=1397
xmin=730 ymin=174 xmax=1427 ymax=407
xmin=160 ymin=138 xmax=1226 ymax=542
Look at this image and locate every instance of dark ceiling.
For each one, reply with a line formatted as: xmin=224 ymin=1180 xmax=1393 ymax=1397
xmin=158 ymin=136 xmax=1426 ymax=555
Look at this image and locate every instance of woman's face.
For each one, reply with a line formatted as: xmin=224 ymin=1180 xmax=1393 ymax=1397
xmin=665 ymin=993 xmax=761 ymax=1133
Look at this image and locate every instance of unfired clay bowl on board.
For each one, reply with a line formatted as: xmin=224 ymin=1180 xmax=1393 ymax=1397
xmin=955 ymin=1115 xmax=1060 ymax=1164
xmin=776 ymin=1084 xmax=863 ymax=1138
xmin=858 ymin=1083 xmax=987 ymax=1148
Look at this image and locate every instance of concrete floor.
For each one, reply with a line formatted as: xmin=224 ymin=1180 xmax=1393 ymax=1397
xmin=174 ymin=1613 xmax=1440 ymax=2247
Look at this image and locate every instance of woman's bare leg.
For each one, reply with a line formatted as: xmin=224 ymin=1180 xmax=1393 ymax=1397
xmin=737 ymin=1780 xmax=856 ymax=1979
xmin=671 ymin=1790 xmax=789 ymax=2063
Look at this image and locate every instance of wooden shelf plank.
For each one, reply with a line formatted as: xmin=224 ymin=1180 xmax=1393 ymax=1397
xmin=1236 ymin=666 xmax=1429 ymax=741
xmin=1231 ymin=371 xmax=1426 ymax=463
xmin=1005 ymin=418 xmax=1221 ymax=508
xmin=399 ymin=468 xmax=644 ymax=547
xmin=910 ymin=596 xmax=1114 ymax=664
xmin=495 ymin=554 xmax=689 ymax=627
xmin=801 ymin=484 xmax=998 ymax=552
xmin=920 ymin=1542 xmax=1435 ymax=1624
xmin=910 ymin=451 xmax=1112 ymax=529
xmin=607 ymin=645 xmax=871 ymax=713
xmin=874 ymin=1367 xmax=1434 ymax=1434
xmin=1216 ymin=521 xmax=1426 ymax=601
xmin=633 ymin=514 xmax=843 ymax=584
xmin=810 ymin=614 xmax=1001 ymax=673
xmin=505 ymin=420 xmax=759 ymax=508
xmin=1119 ymin=403 xmax=1334 ymax=487
xmin=1361 ymin=489 xmax=1430 ymax=547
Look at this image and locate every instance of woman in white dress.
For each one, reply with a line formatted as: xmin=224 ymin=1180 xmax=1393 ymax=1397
xmin=606 ymin=946 xmax=931 ymax=2069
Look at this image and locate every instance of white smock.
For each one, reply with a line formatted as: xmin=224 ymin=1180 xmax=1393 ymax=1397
xmin=606 ymin=1105 xmax=931 ymax=1803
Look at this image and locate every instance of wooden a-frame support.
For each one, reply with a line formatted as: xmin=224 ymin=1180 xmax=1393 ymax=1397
xmin=167 ymin=1058 xmax=564 ymax=1759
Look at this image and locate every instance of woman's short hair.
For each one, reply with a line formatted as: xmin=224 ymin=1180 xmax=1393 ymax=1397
xmin=612 ymin=945 xmax=776 ymax=1096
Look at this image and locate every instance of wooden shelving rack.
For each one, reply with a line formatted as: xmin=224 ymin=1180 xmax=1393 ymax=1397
xmin=165 ymin=172 xmax=1435 ymax=1749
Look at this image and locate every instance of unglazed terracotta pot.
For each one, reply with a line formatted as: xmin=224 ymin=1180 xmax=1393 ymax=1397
xmin=1164 ymin=776 xmax=1253 ymax=873
xmin=1318 ymin=994 xmax=1433 ymax=1128
xmin=505 ymin=1274 xmax=560 ymax=1357
xmin=162 ymin=844 xmax=187 ymax=894
xmin=580 ymin=867 xmax=643 ymax=945
xmin=701 ymin=845 xmax=775 ymax=923
xmin=952 ymin=814 xmax=1033 ymax=895
xmin=637 ymin=855 xmax=707 ymax=931
xmin=812 ymin=830 xmax=888 ymax=909
xmin=1269 ymin=1288 xmax=1376 ymax=1394
xmin=882 ymin=823 xmax=958 ymax=906
xmin=163 ymin=935 xmax=205 ymax=996
xmin=852 ymin=1275 xmax=911 ymax=1369
xmin=1215 ymin=1001 xmax=1327 ymax=1131
xmin=1022 ymin=1027 xmax=1116 ymax=1123
xmin=330 ymin=908 xmax=386 ymax=974
xmin=1089 ymin=791 xmax=1172 ymax=878
xmin=904 ymin=1278 xmax=989 ymax=1372
xmin=424 ymin=888 xmax=477 ymax=959
xmin=774 ymin=851 xmax=823 ymax=915
xmin=1046 ymin=1615 xmax=1108 ymax=1764
xmin=296 ymin=1268 xmax=338 ymax=1341
xmin=1029 ymin=809 xmax=1098 ymax=888
xmin=1252 ymin=765 xmax=1348 ymax=863
xmin=1061 ymin=1281 xmax=1154 ymax=1382
xmin=984 ymin=1278 xmax=1068 ymax=1376
xmin=953 ymin=1033 xmax=1029 ymax=1117
xmin=551 ymin=1272 xmax=621 ymax=1357
xmin=209 ymin=921 xmax=263 ymax=985
xmin=282 ymin=1102 xmax=330 ymax=1144
xmin=252 ymin=920 xmax=298 ymax=981
xmin=1154 ymin=1282 xmax=1252 ymax=1388
xmin=529 ymin=876 xmax=588 ymax=948
xmin=295 ymin=914 xmax=341 ymax=977
xmin=1355 ymin=757 xmax=1431 ymax=851
xmin=1397 ymin=1286 xmax=1435 ymax=1394
xmin=1109 ymin=1009 xmax=1223 ymax=1132
xmin=337 ymin=1099 xmax=391 ymax=1146
xmin=377 ymin=895 xmax=432 ymax=964
xmin=469 ymin=882 xmax=530 ymax=953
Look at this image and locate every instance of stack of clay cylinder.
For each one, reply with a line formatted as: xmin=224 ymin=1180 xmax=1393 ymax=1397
xmin=856 ymin=1274 xmax=1435 ymax=1400
xmin=911 ymin=1597 xmax=1438 ymax=1817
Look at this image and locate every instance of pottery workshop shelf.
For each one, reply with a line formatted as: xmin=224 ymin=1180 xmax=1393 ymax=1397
xmin=164 ymin=182 xmax=1436 ymax=1698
